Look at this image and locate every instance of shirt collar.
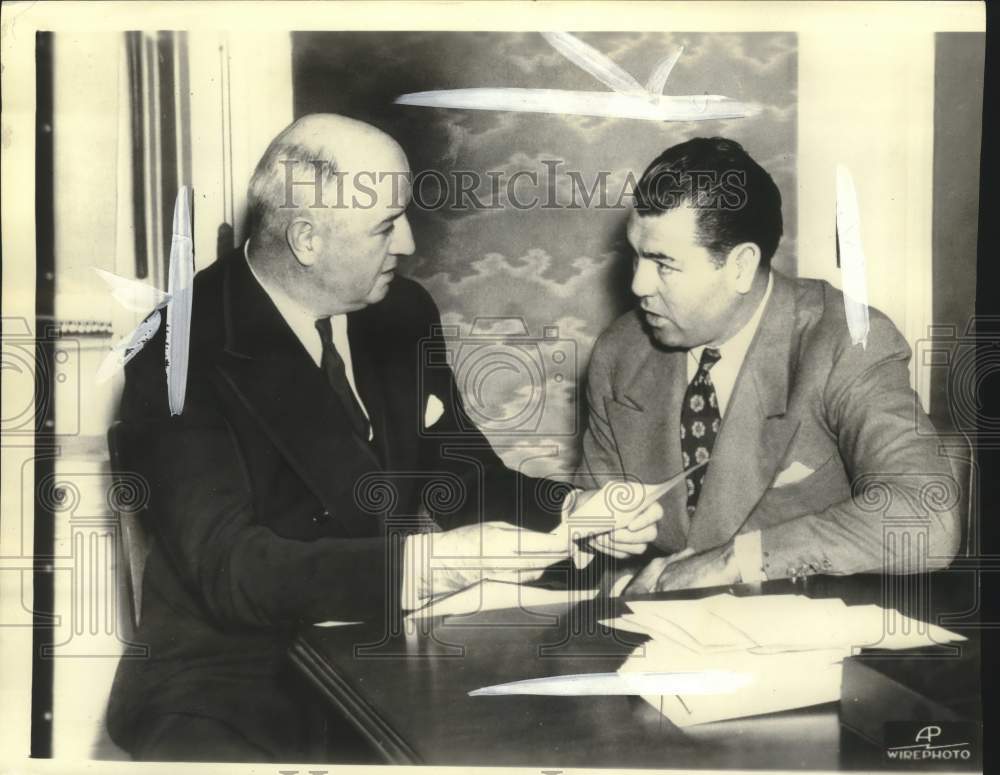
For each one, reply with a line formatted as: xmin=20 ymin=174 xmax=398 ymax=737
xmin=243 ymin=239 xmax=336 ymax=363
xmin=689 ymin=270 xmax=774 ymax=368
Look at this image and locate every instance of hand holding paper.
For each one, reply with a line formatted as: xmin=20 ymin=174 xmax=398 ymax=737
xmin=559 ymin=461 xmax=706 ymax=565
xmin=405 ymin=521 xmax=571 ymax=606
xmin=582 ymin=497 xmax=663 ymax=560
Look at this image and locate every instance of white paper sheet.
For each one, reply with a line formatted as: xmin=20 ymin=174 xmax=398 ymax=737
xmin=406 ymin=579 xmax=598 ymax=620
xmin=621 ymin=640 xmax=847 ymax=727
xmin=606 ymin=594 xmax=965 ymax=653
xmin=311 ymin=621 xmax=363 ymax=628
xmin=600 ymin=592 xmax=966 ymax=726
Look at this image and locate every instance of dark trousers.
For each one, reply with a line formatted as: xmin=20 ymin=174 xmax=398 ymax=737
xmin=126 ymin=665 xmax=380 ymax=763
xmin=131 ymin=707 xmax=382 ymax=763
xmin=131 ymin=712 xmax=274 ymax=762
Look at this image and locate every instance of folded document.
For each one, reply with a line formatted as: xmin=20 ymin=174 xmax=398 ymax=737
xmin=602 ymin=593 xmax=965 ymax=727
xmin=619 ymin=639 xmax=848 ymax=727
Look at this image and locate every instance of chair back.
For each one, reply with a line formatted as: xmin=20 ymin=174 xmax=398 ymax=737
xmin=945 ymin=442 xmax=976 ymax=559
xmin=107 ymin=420 xmax=152 ymax=628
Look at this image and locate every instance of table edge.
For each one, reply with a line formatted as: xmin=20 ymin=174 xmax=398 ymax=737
xmin=289 ymin=637 xmax=422 ymax=764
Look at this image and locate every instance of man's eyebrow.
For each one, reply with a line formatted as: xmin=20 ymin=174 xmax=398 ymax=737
xmin=374 ymin=210 xmax=405 ymax=228
xmin=639 ymin=251 xmax=677 ymax=261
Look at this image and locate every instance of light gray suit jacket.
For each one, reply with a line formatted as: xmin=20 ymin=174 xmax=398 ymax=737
xmin=579 ymin=270 xmax=960 ymax=579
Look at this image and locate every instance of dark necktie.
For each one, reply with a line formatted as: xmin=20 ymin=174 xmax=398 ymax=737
xmin=315 ymin=317 xmax=371 ymax=442
xmin=680 ymin=347 xmax=722 ymax=518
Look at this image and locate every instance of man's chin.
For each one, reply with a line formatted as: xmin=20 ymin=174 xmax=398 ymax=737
xmin=649 ymin=330 xmax=685 ymax=348
xmin=642 ymin=315 xmax=685 ymax=348
xmin=365 ymin=277 xmax=393 ymax=305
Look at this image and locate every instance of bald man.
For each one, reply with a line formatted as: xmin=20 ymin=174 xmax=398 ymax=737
xmin=105 ymin=115 xmax=661 ymax=761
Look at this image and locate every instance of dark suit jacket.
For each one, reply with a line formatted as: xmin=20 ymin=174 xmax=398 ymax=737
xmin=580 ymin=270 xmax=960 ymax=579
xmin=106 ymin=250 xmax=562 ymax=752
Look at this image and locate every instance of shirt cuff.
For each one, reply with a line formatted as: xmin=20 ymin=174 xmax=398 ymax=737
xmin=733 ymin=530 xmax=766 ymax=583
xmin=558 ymin=488 xmax=596 ymax=569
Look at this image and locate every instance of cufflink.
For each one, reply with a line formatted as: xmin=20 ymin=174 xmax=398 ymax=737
xmin=787 ymin=564 xmax=809 ymax=581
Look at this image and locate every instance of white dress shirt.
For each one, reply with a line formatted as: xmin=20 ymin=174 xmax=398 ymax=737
xmin=243 ymin=241 xmax=372 ymax=439
xmin=687 ymin=272 xmax=774 ymax=582
xmin=686 ymin=272 xmax=773 ymax=416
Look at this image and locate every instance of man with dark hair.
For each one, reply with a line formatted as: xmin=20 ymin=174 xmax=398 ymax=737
xmin=579 ymin=136 xmax=959 ymax=594
xmin=635 ymin=137 xmax=783 ymax=266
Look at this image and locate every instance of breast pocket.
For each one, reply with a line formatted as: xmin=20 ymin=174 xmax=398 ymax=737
xmin=754 ymin=453 xmax=851 ymax=525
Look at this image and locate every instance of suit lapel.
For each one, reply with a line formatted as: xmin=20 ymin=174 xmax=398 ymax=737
xmin=611 ymin=345 xmax=690 ymax=552
xmin=346 ymin=299 xmax=428 ymax=515
xmin=687 ymin=272 xmax=801 ymax=551
xmin=347 ymin=310 xmax=413 ymax=472
xmin=214 ymin=256 xmax=384 ymax=537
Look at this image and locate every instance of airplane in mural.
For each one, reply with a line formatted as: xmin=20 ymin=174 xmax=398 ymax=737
xmin=395 ymin=32 xmax=760 ymax=122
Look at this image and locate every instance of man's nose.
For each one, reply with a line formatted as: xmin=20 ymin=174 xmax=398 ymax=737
xmin=390 ymin=214 xmax=416 ymax=256
xmin=631 ymin=258 xmax=658 ymax=298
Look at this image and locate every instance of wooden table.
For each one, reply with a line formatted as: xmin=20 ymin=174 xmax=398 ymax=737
xmin=290 ymin=572 xmax=981 ymax=769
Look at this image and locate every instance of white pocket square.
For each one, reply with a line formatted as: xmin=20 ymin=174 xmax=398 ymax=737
xmin=773 ymin=461 xmax=815 ymax=488
xmin=424 ymin=394 xmax=445 ymax=428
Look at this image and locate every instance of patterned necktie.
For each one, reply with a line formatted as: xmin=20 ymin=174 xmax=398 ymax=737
xmin=315 ymin=317 xmax=371 ymax=442
xmin=680 ymin=347 xmax=722 ymax=518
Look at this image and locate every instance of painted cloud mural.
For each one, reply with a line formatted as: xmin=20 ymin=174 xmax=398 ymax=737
xmin=293 ymin=31 xmax=797 ymax=477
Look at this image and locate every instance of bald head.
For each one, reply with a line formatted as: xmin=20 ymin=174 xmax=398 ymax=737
xmin=245 ymin=114 xmax=415 ymax=316
xmin=247 ymin=113 xmax=408 ymax=243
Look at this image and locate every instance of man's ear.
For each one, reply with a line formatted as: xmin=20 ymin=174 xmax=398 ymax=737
xmin=727 ymin=242 xmax=762 ymax=294
xmin=286 ymin=218 xmax=318 ymax=267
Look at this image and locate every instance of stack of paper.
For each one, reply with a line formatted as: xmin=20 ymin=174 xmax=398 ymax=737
xmin=602 ymin=593 xmax=965 ymax=727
